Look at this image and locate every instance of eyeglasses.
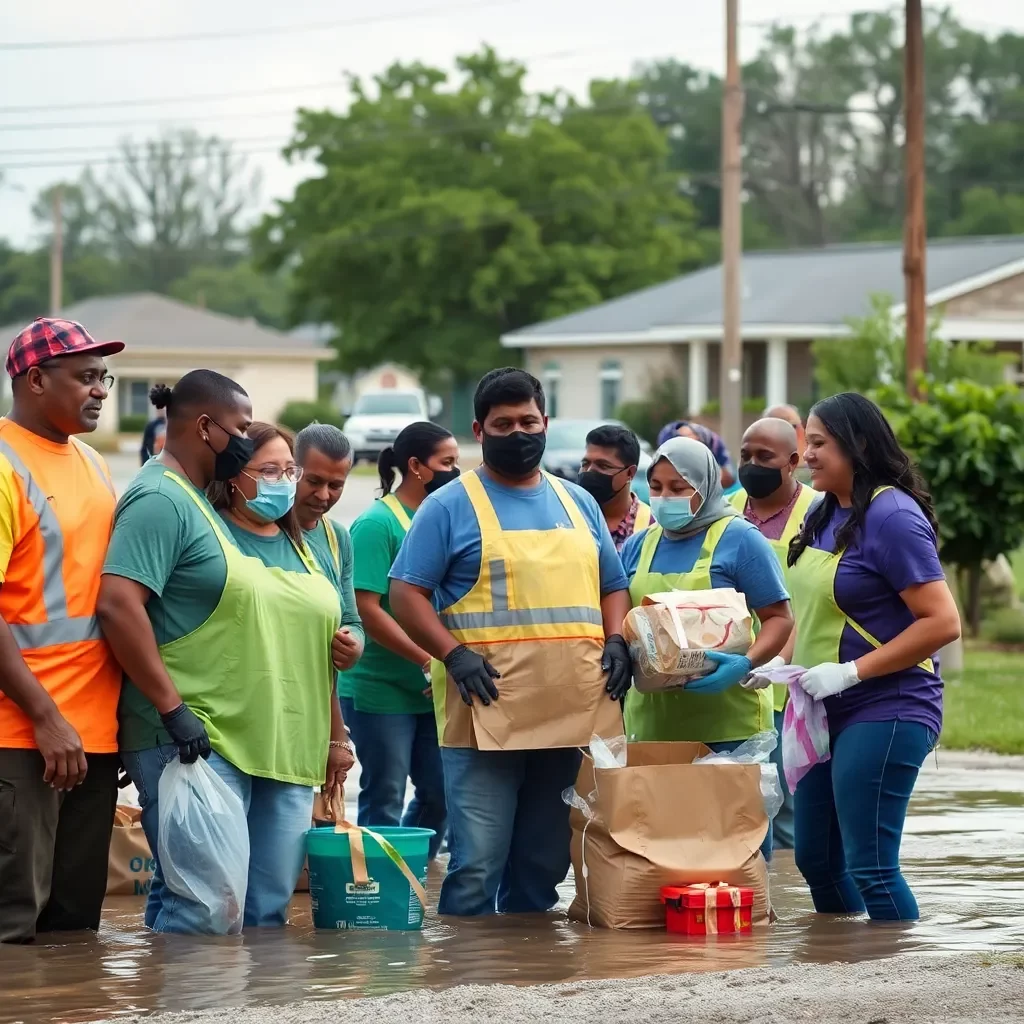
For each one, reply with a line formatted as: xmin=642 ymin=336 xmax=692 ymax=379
xmin=243 ymin=465 xmax=303 ymax=484
xmin=36 ymin=364 xmax=114 ymax=391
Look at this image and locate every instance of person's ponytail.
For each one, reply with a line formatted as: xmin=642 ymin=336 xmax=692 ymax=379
xmin=378 ymin=447 xmax=399 ymax=495
xmin=149 ymin=383 xmax=173 ymax=410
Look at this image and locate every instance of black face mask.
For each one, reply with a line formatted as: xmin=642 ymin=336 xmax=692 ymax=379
xmin=205 ymin=419 xmax=255 ymax=482
xmin=577 ymin=468 xmax=627 ymax=506
xmin=424 ymin=466 xmax=461 ymax=495
xmin=738 ymin=461 xmax=785 ymax=500
xmin=482 ymin=430 xmax=546 ymax=478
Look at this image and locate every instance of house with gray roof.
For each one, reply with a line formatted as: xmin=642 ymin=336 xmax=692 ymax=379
xmin=500 ymin=235 xmax=1024 ymax=418
xmin=0 ymin=292 xmax=332 ymax=436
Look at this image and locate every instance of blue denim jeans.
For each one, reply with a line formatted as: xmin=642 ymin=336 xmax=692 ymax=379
xmin=707 ymin=739 xmax=774 ymax=862
xmin=794 ymin=720 xmax=935 ymax=921
xmin=121 ymin=746 xmax=313 ymax=932
xmin=438 ymin=746 xmax=582 ymax=917
xmin=340 ymin=699 xmax=446 ymax=859
xmin=771 ymin=708 xmax=795 ymax=850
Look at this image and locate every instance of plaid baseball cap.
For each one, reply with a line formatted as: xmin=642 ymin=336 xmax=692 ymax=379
xmin=6 ymin=318 xmax=125 ymax=378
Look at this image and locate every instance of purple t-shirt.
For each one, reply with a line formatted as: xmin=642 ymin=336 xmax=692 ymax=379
xmin=810 ymin=488 xmax=945 ymax=737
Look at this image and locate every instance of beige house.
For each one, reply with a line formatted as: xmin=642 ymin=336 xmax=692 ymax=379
xmin=1 ymin=293 xmax=332 ymax=432
xmin=500 ymin=236 xmax=1024 ymax=417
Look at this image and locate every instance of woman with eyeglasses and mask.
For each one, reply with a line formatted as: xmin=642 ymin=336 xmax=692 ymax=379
xmin=101 ymin=396 xmax=355 ymax=935
xmin=339 ymin=422 xmax=459 ymax=859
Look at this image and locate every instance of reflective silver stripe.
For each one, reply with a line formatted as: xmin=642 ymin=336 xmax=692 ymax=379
xmin=9 ymin=616 xmax=102 ymax=650
xmin=74 ymin=440 xmax=115 ymax=496
xmin=441 ymin=606 xmax=603 ymax=631
xmin=0 ymin=439 xmax=67 ymax=621
xmin=489 ymin=559 xmax=509 ymax=612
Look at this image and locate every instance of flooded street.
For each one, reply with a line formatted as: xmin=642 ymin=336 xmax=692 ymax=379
xmin=3 ymin=751 xmax=1022 ymax=1024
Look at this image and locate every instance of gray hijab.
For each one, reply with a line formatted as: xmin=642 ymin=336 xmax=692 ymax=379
xmin=649 ymin=435 xmax=738 ymax=540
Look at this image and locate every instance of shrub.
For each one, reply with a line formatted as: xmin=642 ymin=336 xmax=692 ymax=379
xmin=119 ymin=413 xmax=149 ymax=433
xmin=982 ymin=607 xmax=1024 ymax=646
xmin=277 ymin=400 xmax=344 ymax=433
xmin=615 ymin=377 xmax=684 ymax=447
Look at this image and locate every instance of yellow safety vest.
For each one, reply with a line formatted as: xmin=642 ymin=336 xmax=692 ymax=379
xmin=431 ymin=470 xmax=620 ymax=751
xmin=633 ymin=500 xmax=653 ymax=533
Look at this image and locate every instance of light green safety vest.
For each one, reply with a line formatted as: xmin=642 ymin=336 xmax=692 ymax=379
xmin=159 ymin=472 xmax=341 ymax=787
xmin=624 ymin=518 xmax=773 ymax=744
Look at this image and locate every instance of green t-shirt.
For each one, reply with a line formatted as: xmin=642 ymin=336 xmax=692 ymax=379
xmin=302 ymin=517 xmax=364 ymax=697
xmin=340 ymin=498 xmax=431 ymax=715
xmin=104 ymin=462 xmax=228 ymax=752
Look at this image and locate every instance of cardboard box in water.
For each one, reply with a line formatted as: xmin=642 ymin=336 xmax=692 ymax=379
xmin=568 ymin=742 xmax=771 ymax=929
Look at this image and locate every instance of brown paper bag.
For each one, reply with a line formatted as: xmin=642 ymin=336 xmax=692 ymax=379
xmin=568 ymin=742 xmax=771 ymax=929
xmin=106 ymin=806 xmax=156 ymax=897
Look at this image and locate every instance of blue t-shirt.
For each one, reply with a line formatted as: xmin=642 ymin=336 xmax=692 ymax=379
xmin=388 ymin=471 xmax=628 ymax=608
xmin=620 ymin=516 xmax=790 ymax=611
xmin=810 ymin=487 xmax=945 ymax=737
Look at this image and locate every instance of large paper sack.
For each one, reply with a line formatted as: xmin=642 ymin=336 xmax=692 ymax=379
xmin=623 ymin=589 xmax=752 ymax=692
xmin=106 ymin=806 xmax=155 ymax=896
xmin=157 ymin=756 xmax=250 ymax=934
xmin=568 ymin=742 xmax=770 ymax=929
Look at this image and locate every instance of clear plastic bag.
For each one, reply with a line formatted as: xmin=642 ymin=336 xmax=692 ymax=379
xmin=157 ymin=755 xmax=250 ymax=935
xmin=692 ymin=730 xmax=784 ymax=821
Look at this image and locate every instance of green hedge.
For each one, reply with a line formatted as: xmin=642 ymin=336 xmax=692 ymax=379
xmin=277 ymin=400 xmax=344 ymax=433
xmin=119 ymin=413 xmax=149 ymax=433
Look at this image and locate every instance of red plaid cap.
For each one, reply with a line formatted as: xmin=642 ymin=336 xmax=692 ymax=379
xmin=6 ymin=318 xmax=125 ymax=378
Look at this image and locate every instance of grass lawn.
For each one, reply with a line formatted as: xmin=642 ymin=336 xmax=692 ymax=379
xmin=942 ymin=645 xmax=1024 ymax=755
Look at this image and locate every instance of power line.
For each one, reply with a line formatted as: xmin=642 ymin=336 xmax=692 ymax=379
xmin=0 ymin=0 xmax=524 ymax=51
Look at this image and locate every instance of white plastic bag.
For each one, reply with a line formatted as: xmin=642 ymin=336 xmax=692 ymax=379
xmin=692 ymin=730 xmax=784 ymax=821
xmin=157 ymin=755 xmax=250 ymax=935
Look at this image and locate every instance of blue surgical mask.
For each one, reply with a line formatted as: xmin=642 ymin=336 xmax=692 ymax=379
xmin=245 ymin=478 xmax=297 ymax=522
xmin=650 ymin=496 xmax=696 ymax=531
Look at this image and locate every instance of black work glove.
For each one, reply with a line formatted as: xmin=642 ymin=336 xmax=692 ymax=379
xmin=443 ymin=645 xmax=501 ymax=707
xmin=160 ymin=703 xmax=212 ymax=764
xmin=602 ymin=634 xmax=633 ymax=701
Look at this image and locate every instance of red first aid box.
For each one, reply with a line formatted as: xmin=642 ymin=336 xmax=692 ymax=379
xmin=660 ymin=883 xmax=754 ymax=935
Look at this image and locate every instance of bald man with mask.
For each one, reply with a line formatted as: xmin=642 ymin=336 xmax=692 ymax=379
xmin=731 ymin=416 xmax=820 ymax=850
xmin=764 ymin=404 xmax=809 ymax=483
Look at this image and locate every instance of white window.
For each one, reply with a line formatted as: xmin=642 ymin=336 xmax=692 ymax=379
xmin=119 ymin=379 xmax=154 ymax=417
xmin=542 ymin=362 xmax=561 ymax=419
xmin=599 ymin=360 xmax=623 ymax=419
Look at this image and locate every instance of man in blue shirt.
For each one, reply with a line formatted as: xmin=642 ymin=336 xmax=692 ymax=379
xmin=390 ymin=367 xmax=632 ymax=917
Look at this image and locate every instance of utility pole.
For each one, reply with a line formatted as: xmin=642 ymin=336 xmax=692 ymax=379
xmin=903 ymin=0 xmax=927 ymax=397
xmin=720 ymin=0 xmax=744 ymax=456
xmin=49 ymin=185 xmax=64 ymax=316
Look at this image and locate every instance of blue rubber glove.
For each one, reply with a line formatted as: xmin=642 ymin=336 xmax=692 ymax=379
xmin=686 ymin=651 xmax=753 ymax=694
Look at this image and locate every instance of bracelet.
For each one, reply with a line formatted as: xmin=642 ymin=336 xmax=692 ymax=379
xmin=329 ymin=740 xmax=353 ymax=752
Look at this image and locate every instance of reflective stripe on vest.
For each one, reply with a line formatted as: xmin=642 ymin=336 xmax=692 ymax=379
xmin=74 ymin=439 xmax=115 ymax=497
xmin=0 ymin=438 xmax=103 ymax=651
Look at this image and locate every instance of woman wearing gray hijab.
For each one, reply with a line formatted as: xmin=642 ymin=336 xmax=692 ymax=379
xmin=619 ymin=437 xmax=793 ymax=851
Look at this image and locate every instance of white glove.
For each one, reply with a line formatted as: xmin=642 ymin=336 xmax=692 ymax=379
xmin=741 ymin=655 xmax=786 ymax=690
xmin=801 ymin=661 xmax=859 ymax=700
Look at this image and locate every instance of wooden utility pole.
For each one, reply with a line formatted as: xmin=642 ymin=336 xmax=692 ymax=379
xmin=903 ymin=0 xmax=927 ymax=397
xmin=720 ymin=0 xmax=744 ymax=456
xmin=49 ymin=185 xmax=64 ymax=316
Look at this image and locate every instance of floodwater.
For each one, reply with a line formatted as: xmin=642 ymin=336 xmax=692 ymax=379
xmin=3 ymin=752 xmax=1023 ymax=1024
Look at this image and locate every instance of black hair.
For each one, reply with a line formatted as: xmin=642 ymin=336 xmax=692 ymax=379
xmin=378 ymin=421 xmax=454 ymax=496
xmin=295 ymin=422 xmax=352 ymax=465
xmin=473 ymin=367 xmax=545 ymax=424
xmin=150 ymin=369 xmax=248 ymax=420
xmin=787 ymin=392 xmax=937 ymax=567
xmin=586 ymin=424 xmax=641 ymax=468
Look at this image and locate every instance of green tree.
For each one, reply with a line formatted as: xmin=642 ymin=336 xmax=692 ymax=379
xmin=169 ymin=262 xmax=291 ymax=328
xmin=813 ymin=294 xmax=1012 ymax=398
xmin=880 ymin=381 xmax=1024 ymax=635
xmin=254 ymin=48 xmax=702 ymax=382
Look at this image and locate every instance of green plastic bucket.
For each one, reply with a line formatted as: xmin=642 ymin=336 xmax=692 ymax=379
xmin=306 ymin=824 xmax=434 ymax=930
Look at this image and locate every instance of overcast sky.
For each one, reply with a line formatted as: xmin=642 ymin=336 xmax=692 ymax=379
xmin=2 ymin=0 xmax=1023 ymax=249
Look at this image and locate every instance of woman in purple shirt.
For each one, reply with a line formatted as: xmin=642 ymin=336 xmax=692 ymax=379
xmin=777 ymin=393 xmax=960 ymax=921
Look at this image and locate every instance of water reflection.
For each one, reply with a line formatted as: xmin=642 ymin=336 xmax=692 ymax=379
xmin=3 ymin=754 xmax=1023 ymax=1024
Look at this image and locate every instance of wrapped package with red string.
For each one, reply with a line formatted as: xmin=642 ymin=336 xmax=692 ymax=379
xmin=661 ymin=882 xmax=754 ymax=935
xmin=623 ymin=588 xmax=752 ymax=693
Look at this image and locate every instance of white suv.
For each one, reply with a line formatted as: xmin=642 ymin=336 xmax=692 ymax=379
xmin=344 ymin=389 xmax=442 ymax=463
